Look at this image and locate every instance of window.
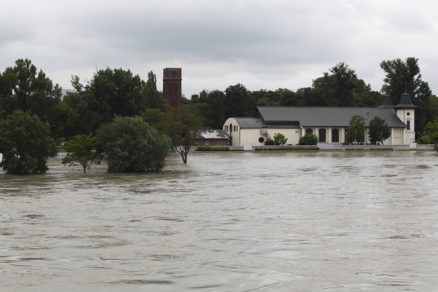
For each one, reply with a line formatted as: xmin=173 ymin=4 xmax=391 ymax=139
xmin=224 ymin=125 xmax=228 ymax=131
xmin=305 ymin=128 xmax=313 ymax=135
xmin=318 ymin=129 xmax=326 ymax=143
xmin=234 ymin=125 xmax=238 ymax=131
xmin=332 ymin=129 xmax=339 ymax=143
xmin=258 ymin=137 xmax=265 ymax=143
xmin=229 ymin=123 xmax=233 ymax=132
xmin=407 ymin=112 xmax=410 ymax=116
xmin=407 ymin=120 xmax=411 ymax=130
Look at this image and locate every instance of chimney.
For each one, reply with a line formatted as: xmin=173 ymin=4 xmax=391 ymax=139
xmin=163 ymin=68 xmax=182 ymax=108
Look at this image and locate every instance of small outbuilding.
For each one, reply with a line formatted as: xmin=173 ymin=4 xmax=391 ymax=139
xmin=195 ymin=130 xmax=230 ymax=146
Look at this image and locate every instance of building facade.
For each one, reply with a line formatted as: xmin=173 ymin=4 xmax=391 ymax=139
xmin=223 ymin=94 xmax=416 ymax=147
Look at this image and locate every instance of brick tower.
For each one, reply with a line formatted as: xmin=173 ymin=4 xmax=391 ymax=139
xmin=163 ymin=68 xmax=182 ymax=108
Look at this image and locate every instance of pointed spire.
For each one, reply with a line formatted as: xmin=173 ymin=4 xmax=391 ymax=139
xmin=395 ymin=92 xmax=417 ymax=108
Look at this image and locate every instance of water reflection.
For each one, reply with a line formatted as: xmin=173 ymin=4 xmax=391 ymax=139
xmin=1 ymin=151 xmax=438 ymax=291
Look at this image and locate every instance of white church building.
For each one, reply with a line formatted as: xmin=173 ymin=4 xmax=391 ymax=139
xmin=223 ymin=93 xmax=416 ymax=147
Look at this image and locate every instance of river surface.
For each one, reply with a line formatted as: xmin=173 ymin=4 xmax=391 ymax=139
xmin=1 ymin=151 xmax=438 ymax=291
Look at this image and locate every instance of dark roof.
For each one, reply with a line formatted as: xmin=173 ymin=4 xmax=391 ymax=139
xmin=232 ymin=117 xmax=264 ymax=128
xmin=394 ymin=92 xmax=417 ymax=108
xmin=257 ymin=106 xmax=406 ymax=128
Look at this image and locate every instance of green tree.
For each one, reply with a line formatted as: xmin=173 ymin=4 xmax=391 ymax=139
xmin=368 ymin=117 xmax=390 ymax=145
xmin=418 ymin=120 xmax=438 ymax=149
xmin=0 ymin=59 xmax=61 ymax=127
xmin=0 ymin=110 xmax=56 ymax=174
xmin=62 ymin=135 xmax=102 ymax=173
xmin=312 ymin=63 xmax=381 ymax=107
xmin=380 ymin=57 xmax=433 ymax=134
xmin=273 ymin=133 xmax=288 ymax=145
xmin=82 ymin=68 xmax=148 ymax=130
xmin=298 ymin=134 xmax=318 ymax=145
xmin=346 ymin=115 xmax=366 ymax=144
xmin=53 ymin=91 xmax=95 ymax=138
xmin=165 ymin=104 xmax=203 ymax=164
xmin=96 ymin=116 xmax=171 ymax=172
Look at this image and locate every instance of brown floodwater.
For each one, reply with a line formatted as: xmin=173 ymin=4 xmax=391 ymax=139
xmin=1 ymin=151 xmax=438 ymax=291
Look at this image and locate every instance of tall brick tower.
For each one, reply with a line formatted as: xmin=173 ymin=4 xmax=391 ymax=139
xmin=163 ymin=68 xmax=182 ymax=108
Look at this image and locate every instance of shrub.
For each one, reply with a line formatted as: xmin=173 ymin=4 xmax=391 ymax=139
xmin=196 ymin=145 xmax=229 ymax=151
xmin=273 ymin=133 xmax=288 ymax=145
xmin=96 ymin=116 xmax=171 ymax=172
xmin=265 ymin=138 xmax=275 ymax=145
xmin=298 ymin=134 xmax=318 ymax=145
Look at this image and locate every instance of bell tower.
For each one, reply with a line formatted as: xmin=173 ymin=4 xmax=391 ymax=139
xmin=394 ymin=92 xmax=417 ymax=144
xmin=163 ymin=68 xmax=182 ymax=108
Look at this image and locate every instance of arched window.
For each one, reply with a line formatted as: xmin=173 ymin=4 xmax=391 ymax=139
xmin=318 ymin=129 xmax=326 ymax=142
xmin=332 ymin=129 xmax=339 ymax=143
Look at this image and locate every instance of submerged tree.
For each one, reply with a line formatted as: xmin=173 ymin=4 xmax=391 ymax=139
xmin=62 ymin=135 xmax=102 ymax=173
xmin=0 ymin=110 xmax=56 ymax=174
xmin=96 ymin=116 xmax=171 ymax=172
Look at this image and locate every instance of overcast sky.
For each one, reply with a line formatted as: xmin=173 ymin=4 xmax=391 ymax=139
xmin=1 ymin=0 xmax=437 ymax=97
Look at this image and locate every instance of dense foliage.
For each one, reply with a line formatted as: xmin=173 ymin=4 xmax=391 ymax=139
xmin=62 ymin=135 xmax=102 ymax=173
xmin=298 ymin=134 xmax=318 ymax=145
xmin=96 ymin=116 xmax=171 ymax=172
xmin=419 ymin=120 xmax=438 ymax=149
xmin=273 ymin=133 xmax=288 ymax=145
xmin=368 ymin=117 xmax=390 ymax=145
xmin=0 ymin=110 xmax=55 ymax=174
xmin=346 ymin=115 xmax=366 ymax=144
xmin=380 ymin=57 xmax=436 ymax=135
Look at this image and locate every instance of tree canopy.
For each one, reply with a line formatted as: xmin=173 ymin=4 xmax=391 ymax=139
xmin=96 ymin=116 xmax=171 ymax=172
xmin=346 ymin=115 xmax=366 ymax=144
xmin=0 ymin=110 xmax=56 ymax=174
xmin=368 ymin=117 xmax=390 ymax=145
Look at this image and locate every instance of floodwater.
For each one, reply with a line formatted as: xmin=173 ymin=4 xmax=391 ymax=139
xmin=1 ymin=151 xmax=438 ymax=292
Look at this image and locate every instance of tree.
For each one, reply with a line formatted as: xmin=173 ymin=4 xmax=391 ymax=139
xmin=380 ymin=57 xmax=433 ymax=135
xmin=0 ymin=110 xmax=56 ymax=174
xmin=96 ymin=116 xmax=171 ymax=172
xmin=346 ymin=115 xmax=366 ymax=144
xmin=311 ymin=63 xmax=381 ymax=107
xmin=368 ymin=117 xmax=390 ymax=145
xmin=419 ymin=120 xmax=438 ymax=149
xmin=62 ymin=135 xmax=102 ymax=173
xmin=298 ymin=134 xmax=318 ymax=145
xmin=82 ymin=68 xmax=148 ymax=130
xmin=165 ymin=104 xmax=204 ymax=164
xmin=0 ymin=58 xmax=62 ymax=127
xmin=53 ymin=91 xmax=95 ymax=138
xmin=273 ymin=133 xmax=288 ymax=145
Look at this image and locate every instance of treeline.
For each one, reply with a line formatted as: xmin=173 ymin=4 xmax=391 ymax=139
xmin=188 ymin=60 xmax=438 ymax=135
xmin=1 ymin=57 xmax=438 ymax=174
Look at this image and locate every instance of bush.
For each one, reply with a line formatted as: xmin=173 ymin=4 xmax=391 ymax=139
xmin=96 ymin=116 xmax=171 ymax=172
xmin=0 ymin=110 xmax=56 ymax=174
xmin=264 ymin=138 xmax=275 ymax=145
xmin=273 ymin=133 xmax=288 ymax=145
xmin=298 ymin=134 xmax=318 ymax=145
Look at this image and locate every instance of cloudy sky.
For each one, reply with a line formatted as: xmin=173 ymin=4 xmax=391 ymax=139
xmin=1 ymin=0 xmax=437 ymax=97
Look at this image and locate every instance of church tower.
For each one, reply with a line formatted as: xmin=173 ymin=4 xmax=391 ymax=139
xmin=394 ymin=92 xmax=417 ymax=144
xmin=163 ymin=68 xmax=182 ymax=108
